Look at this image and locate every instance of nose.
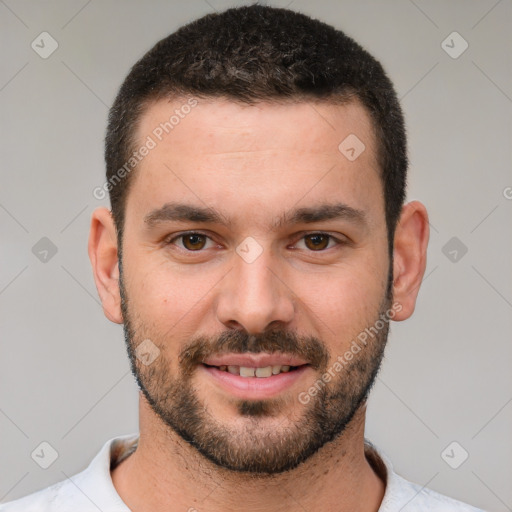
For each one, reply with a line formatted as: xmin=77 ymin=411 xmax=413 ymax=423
xmin=215 ymin=247 xmax=295 ymax=334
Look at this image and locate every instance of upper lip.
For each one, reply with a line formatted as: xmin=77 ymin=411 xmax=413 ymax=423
xmin=203 ymin=353 xmax=309 ymax=368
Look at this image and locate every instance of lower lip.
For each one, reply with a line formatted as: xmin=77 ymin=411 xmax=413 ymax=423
xmin=199 ymin=364 xmax=310 ymax=400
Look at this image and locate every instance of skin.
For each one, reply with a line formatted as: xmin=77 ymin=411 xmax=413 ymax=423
xmin=89 ymin=97 xmax=429 ymax=512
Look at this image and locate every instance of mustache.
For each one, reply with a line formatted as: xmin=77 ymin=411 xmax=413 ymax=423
xmin=179 ymin=328 xmax=330 ymax=375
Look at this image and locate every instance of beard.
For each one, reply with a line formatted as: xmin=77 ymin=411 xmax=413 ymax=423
xmin=119 ymin=262 xmax=393 ymax=475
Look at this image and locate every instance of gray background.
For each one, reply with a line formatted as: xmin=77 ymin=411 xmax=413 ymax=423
xmin=1 ymin=0 xmax=511 ymax=510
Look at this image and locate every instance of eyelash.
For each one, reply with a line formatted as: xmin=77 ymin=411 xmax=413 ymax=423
xmin=165 ymin=231 xmax=346 ymax=252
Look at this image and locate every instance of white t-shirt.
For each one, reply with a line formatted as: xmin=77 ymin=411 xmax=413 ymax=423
xmin=0 ymin=433 xmax=485 ymax=511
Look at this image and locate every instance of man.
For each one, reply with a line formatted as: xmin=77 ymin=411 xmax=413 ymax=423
xmin=2 ymin=4 xmax=484 ymax=511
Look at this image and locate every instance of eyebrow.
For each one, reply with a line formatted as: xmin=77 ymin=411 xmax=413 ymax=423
xmin=143 ymin=201 xmax=367 ymax=230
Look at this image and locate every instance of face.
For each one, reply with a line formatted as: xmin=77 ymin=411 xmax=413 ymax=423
xmin=118 ymin=97 xmax=392 ymax=474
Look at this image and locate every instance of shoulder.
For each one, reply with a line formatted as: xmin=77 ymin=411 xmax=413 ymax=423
xmin=382 ymin=471 xmax=486 ymax=511
xmin=364 ymin=439 xmax=486 ymax=512
xmin=0 ymin=478 xmax=91 ymax=512
xmin=0 ymin=433 xmax=138 ymax=512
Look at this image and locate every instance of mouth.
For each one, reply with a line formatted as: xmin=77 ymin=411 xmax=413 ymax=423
xmin=199 ymin=353 xmax=311 ymax=400
xmin=203 ymin=363 xmax=301 ymax=377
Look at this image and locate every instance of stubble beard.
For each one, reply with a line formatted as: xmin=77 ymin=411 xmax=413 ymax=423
xmin=119 ymin=264 xmax=392 ymax=475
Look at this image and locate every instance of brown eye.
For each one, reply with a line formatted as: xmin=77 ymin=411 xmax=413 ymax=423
xmin=304 ymin=234 xmax=330 ymax=251
xmin=181 ymin=233 xmax=207 ymax=251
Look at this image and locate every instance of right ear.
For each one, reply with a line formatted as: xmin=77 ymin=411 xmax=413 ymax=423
xmin=88 ymin=207 xmax=123 ymax=324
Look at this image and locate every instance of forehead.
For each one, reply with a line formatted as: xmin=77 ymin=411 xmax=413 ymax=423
xmin=136 ymin=96 xmax=377 ymax=161
xmin=126 ymin=96 xmax=383 ymax=231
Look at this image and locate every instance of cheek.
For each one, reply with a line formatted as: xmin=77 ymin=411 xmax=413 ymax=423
xmin=126 ymin=257 xmax=222 ymax=336
xmin=296 ymin=256 xmax=388 ymax=354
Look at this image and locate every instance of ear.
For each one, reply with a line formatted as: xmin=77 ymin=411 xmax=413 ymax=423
xmin=391 ymin=200 xmax=430 ymax=321
xmin=88 ymin=207 xmax=123 ymax=324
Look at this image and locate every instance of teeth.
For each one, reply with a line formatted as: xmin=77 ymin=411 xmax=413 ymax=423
xmin=255 ymin=366 xmax=272 ymax=378
xmin=217 ymin=365 xmax=295 ymax=377
xmin=240 ymin=366 xmax=256 ymax=377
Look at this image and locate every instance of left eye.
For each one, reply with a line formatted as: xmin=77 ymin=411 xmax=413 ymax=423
xmin=170 ymin=233 xmax=215 ymax=251
xmin=294 ymin=233 xmax=339 ymax=251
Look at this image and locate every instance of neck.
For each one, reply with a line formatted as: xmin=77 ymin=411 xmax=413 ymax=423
xmin=111 ymin=395 xmax=385 ymax=512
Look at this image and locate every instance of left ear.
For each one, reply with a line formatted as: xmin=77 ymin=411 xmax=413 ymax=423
xmin=391 ymin=200 xmax=430 ymax=321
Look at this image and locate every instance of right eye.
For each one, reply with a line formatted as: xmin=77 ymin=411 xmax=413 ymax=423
xmin=167 ymin=232 xmax=216 ymax=251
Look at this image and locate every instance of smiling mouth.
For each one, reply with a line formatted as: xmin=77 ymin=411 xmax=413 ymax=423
xmin=200 ymin=356 xmax=311 ymax=399
xmin=202 ymin=363 xmax=305 ymax=378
